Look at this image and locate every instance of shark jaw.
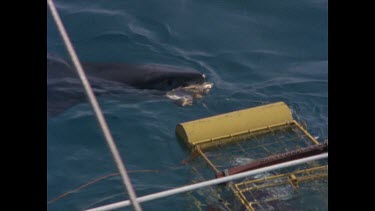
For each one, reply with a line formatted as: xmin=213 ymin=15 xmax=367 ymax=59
xmin=166 ymin=82 xmax=213 ymax=106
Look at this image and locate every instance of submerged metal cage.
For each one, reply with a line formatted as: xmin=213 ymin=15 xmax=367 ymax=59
xmin=176 ymin=102 xmax=328 ymax=210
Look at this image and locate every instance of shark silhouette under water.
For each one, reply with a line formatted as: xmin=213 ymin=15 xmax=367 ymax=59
xmin=47 ymin=54 xmax=212 ymax=117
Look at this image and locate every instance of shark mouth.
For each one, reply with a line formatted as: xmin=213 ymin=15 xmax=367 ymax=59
xmin=165 ymin=82 xmax=213 ymax=106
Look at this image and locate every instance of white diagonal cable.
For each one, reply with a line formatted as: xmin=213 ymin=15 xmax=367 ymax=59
xmin=85 ymin=153 xmax=328 ymax=211
xmin=47 ymin=1 xmax=142 ymax=210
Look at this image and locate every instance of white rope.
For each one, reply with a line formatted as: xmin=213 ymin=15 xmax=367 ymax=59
xmin=85 ymin=153 xmax=328 ymax=211
xmin=47 ymin=1 xmax=142 ymax=210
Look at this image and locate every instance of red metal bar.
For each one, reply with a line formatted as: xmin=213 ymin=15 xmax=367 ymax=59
xmin=216 ymin=141 xmax=328 ymax=178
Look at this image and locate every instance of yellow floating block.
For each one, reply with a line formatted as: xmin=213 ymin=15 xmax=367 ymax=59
xmin=176 ymin=102 xmax=293 ymax=148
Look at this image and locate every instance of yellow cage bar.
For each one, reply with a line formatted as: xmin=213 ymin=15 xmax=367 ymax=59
xmin=176 ymin=102 xmax=294 ymax=149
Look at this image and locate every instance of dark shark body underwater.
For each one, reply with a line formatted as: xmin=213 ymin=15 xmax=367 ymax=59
xmin=47 ymin=54 xmax=208 ymax=117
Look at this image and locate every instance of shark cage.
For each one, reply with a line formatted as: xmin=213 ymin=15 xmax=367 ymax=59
xmin=176 ymin=102 xmax=328 ymax=211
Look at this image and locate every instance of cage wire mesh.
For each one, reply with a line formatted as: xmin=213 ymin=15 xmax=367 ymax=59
xmin=187 ymin=123 xmax=328 ymax=211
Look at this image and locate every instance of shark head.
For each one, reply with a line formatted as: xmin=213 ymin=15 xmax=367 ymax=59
xmin=140 ymin=70 xmax=206 ymax=91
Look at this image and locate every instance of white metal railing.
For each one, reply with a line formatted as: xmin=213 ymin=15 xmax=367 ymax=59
xmin=85 ymin=153 xmax=328 ymax=211
xmin=47 ymin=0 xmax=142 ymax=210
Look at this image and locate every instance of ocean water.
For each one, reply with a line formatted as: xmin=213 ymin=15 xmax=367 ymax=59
xmin=47 ymin=0 xmax=328 ymax=210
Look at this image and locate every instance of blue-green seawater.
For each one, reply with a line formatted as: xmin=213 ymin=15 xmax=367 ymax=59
xmin=47 ymin=0 xmax=327 ymax=210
